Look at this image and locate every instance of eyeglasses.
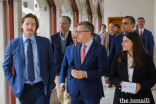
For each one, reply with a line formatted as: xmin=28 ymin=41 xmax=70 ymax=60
xmin=71 ymin=37 xmax=77 ymax=40
xmin=76 ymin=31 xmax=89 ymax=34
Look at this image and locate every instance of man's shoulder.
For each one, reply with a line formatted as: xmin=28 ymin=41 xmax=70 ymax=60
xmin=103 ymin=32 xmax=109 ymax=35
xmin=66 ymin=44 xmax=75 ymax=50
xmin=134 ymin=29 xmax=138 ymax=32
xmin=51 ymin=32 xmax=60 ymax=38
xmin=36 ymin=35 xmax=49 ymax=41
xmin=144 ymin=29 xmax=152 ymax=34
xmin=9 ymin=35 xmax=22 ymax=44
xmin=92 ymin=40 xmax=105 ymax=49
xmin=114 ymin=33 xmax=123 ymax=39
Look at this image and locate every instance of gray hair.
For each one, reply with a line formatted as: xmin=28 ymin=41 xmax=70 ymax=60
xmin=77 ymin=21 xmax=94 ymax=37
xmin=60 ymin=16 xmax=71 ymax=25
xmin=72 ymin=27 xmax=77 ymax=32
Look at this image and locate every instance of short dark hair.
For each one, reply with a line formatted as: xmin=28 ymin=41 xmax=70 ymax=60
xmin=77 ymin=21 xmax=94 ymax=37
xmin=137 ymin=17 xmax=145 ymax=22
xmin=124 ymin=16 xmax=135 ymax=28
xmin=100 ymin=24 xmax=106 ymax=29
xmin=20 ymin=13 xmax=39 ymax=35
xmin=115 ymin=24 xmax=120 ymax=28
xmin=118 ymin=32 xmax=147 ymax=69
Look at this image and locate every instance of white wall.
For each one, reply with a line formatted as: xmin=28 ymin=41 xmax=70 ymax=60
xmin=154 ymin=0 xmax=156 ymax=46
xmin=104 ymin=0 xmax=154 ymax=34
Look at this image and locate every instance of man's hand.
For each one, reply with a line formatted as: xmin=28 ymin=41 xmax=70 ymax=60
xmin=60 ymin=85 xmax=65 ymax=92
xmin=71 ymin=69 xmax=86 ymax=79
xmin=71 ymin=69 xmax=77 ymax=77
xmin=105 ymin=77 xmax=110 ymax=84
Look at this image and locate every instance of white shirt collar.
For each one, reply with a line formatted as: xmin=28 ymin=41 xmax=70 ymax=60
xmin=139 ymin=28 xmax=144 ymax=33
xmin=23 ymin=34 xmax=36 ymax=43
xmin=83 ymin=39 xmax=93 ymax=48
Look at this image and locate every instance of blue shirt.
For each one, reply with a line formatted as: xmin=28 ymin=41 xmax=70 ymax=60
xmin=109 ymin=34 xmax=114 ymax=50
xmin=60 ymin=30 xmax=69 ymax=54
xmin=23 ymin=34 xmax=43 ymax=84
xmin=80 ymin=39 xmax=93 ymax=78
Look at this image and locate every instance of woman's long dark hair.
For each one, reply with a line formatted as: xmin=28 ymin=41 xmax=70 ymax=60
xmin=118 ymin=32 xmax=147 ymax=69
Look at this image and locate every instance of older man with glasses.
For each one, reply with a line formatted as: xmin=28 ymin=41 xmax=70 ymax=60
xmin=60 ymin=27 xmax=80 ymax=98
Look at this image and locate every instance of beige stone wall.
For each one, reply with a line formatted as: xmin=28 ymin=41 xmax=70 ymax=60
xmin=0 ymin=1 xmax=8 ymax=104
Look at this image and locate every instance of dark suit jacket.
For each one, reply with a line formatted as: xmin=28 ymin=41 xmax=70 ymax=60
xmin=134 ymin=29 xmax=153 ymax=56
xmin=60 ymin=44 xmax=74 ymax=94
xmin=93 ymin=33 xmax=101 ymax=44
xmin=50 ymin=31 xmax=73 ymax=76
xmin=110 ymin=53 xmax=156 ymax=104
xmin=115 ymin=31 xmax=122 ymax=36
xmin=69 ymin=40 xmax=107 ymax=100
xmin=107 ymin=33 xmax=124 ymax=77
xmin=3 ymin=35 xmax=56 ymax=98
xmin=102 ymin=32 xmax=122 ymax=56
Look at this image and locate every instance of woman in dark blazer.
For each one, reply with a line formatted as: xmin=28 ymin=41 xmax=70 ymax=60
xmin=110 ymin=32 xmax=156 ymax=104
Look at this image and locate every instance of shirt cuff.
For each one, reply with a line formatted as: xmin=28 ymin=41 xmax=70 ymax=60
xmin=60 ymin=83 xmax=65 ymax=85
xmin=85 ymin=71 xmax=88 ymax=78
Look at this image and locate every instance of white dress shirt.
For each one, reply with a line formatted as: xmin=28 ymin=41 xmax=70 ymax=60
xmin=127 ymin=53 xmax=134 ymax=82
xmin=139 ymin=28 xmax=144 ymax=36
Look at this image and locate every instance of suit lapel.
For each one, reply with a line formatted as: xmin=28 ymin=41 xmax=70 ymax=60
xmin=77 ymin=43 xmax=82 ymax=67
xmin=66 ymin=30 xmax=72 ymax=47
xmin=18 ymin=35 xmax=25 ymax=63
xmin=136 ymin=29 xmax=139 ymax=34
xmin=123 ymin=54 xmax=129 ymax=81
xmin=81 ymin=41 xmax=97 ymax=67
xmin=35 ymin=35 xmax=42 ymax=67
xmin=142 ymin=29 xmax=147 ymax=38
xmin=56 ymin=33 xmax=61 ymax=48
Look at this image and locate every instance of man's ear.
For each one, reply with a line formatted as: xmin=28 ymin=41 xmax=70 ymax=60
xmin=68 ymin=24 xmax=71 ymax=29
xmin=22 ymin=23 xmax=24 ymax=28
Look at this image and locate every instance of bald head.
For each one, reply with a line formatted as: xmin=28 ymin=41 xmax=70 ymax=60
xmin=108 ymin=23 xmax=115 ymax=35
xmin=72 ymin=27 xmax=79 ymax=45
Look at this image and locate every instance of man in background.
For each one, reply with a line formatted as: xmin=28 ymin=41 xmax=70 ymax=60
xmin=51 ymin=16 xmax=73 ymax=104
xmin=134 ymin=17 xmax=154 ymax=56
xmin=60 ymin=27 xmax=80 ymax=97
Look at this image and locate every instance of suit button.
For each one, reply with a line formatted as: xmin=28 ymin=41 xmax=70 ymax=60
xmin=23 ymin=77 xmax=25 ymax=79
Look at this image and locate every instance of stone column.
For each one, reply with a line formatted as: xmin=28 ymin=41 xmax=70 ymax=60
xmin=14 ymin=0 xmax=22 ymax=38
xmin=14 ymin=0 xmax=22 ymax=103
xmin=39 ymin=10 xmax=51 ymax=39
xmin=0 ymin=0 xmax=8 ymax=104
xmin=56 ymin=7 xmax=62 ymax=32
xmin=79 ymin=12 xmax=82 ymax=22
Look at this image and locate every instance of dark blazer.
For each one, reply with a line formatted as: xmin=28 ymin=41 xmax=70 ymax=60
xmin=60 ymin=44 xmax=74 ymax=94
xmin=69 ymin=40 xmax=107 ymax=100
xmin=134 ymin=29 xmax=153 ymax=56
xmin=3 ymin=35 xmax=56 ymax=98
xmin=102 ymin=32 xmax=122 ymax=56
xmin=107 ymin=33 xmax=145 ymax=77
xmin=110 ymin=53 xmax=156 ymax=104
xmin=107 ymin=33 xmax=124 ymax=77
xmin=50 ymin=31 xmax=73 ymax=76
xmin=93 ymin=33 xmax=101 ymax=44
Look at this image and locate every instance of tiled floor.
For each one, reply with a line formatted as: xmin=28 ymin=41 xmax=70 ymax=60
xmin=100 ymin=77 xmax=156 ymax=104
xmin=49 ymin=77 xmax=156 ymax=104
